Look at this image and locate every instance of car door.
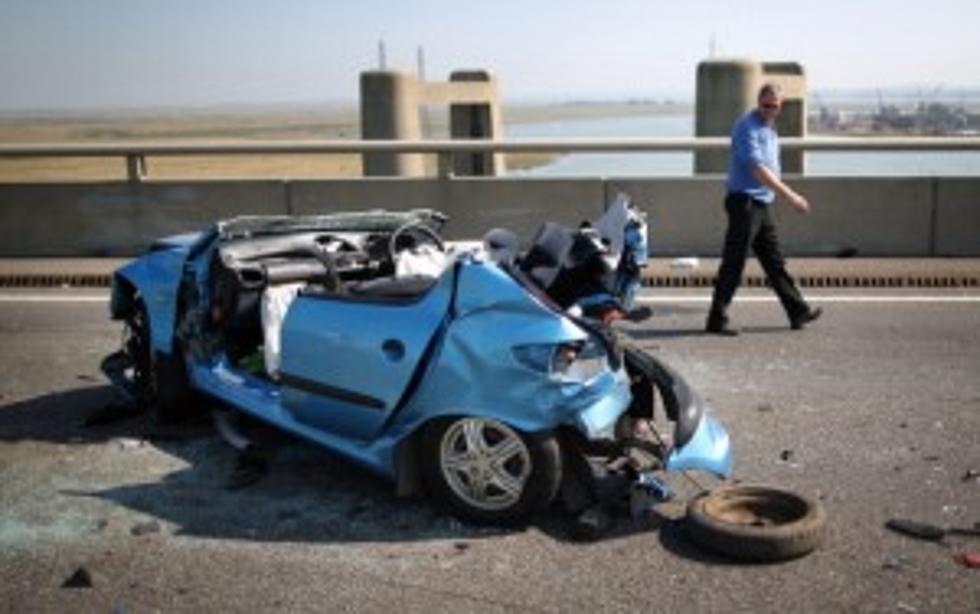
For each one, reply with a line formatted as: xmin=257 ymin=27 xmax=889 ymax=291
xmin=279 ymin=273 xmax=453 ymax=441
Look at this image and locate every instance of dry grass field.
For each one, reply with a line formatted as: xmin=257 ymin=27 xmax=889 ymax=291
xmin=0 ymin=102 xmax=686 ymax=182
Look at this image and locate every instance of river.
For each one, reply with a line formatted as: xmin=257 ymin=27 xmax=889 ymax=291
xmin=505 ymin=114 xmax=980 ymax=176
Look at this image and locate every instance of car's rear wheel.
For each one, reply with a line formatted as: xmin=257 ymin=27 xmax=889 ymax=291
xmin=124 ymin=298 xmax=194 ymax=423
xmin=686 ymin=485 xmax=827 ymax=561
xmin=422 ymin=417 xmax=561 ymax=526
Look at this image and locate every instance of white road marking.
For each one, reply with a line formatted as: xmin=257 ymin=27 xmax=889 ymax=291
xmin=637 ymin=295 xmax=980 ymax=304
xmin=0 ymin=295 xmax=109 ymax=302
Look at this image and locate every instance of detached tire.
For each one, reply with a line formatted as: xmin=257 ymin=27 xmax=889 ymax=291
xmin=686 ymin=485 xmax=827 ymax=561
xmin=421 ymin=417 xmax=561 ymax=527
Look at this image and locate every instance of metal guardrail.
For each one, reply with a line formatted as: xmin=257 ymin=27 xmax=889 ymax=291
xmin=2 ymin=137 xmax=980 ymax=181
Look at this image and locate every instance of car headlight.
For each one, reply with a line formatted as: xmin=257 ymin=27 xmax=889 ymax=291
xmin=512 ymin=339 xmax=608 ymax=382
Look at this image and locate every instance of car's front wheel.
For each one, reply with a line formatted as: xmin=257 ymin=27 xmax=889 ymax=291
xmin=124 ymin=298 xmax=194 ymax=423
xmin=421 ymin=417 xmax=561 ymax=526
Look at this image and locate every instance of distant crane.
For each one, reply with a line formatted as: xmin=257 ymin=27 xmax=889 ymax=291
xmin=873 ymin=89 xmax=913 ymax=131
xmin=810 ymin=91 xmax=839 ymax=131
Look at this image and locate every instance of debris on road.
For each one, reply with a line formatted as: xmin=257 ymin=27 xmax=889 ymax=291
xmin=953 ymin=553 xmax=980 ymax=568
xmin=115 ymin=437 xmax=144 ymax=451
xmin=61 ymin=566 xmax=93 ymax=589
xmin=886 ymin=518 xmax=946 ymax=541
xmin=573 ymin=505 xmax=612 ymax=541
xmin=962 ymin=469 xmax=980 ymax=483
xmin=130 ymin=520 xmax=161 ymax=536
xmin=629 ymin=472 xmax=673 ymax=521
xmin=881 ymin=555 xmax=906 ymax=571
xmin=886 ymin=518 xmax=980 ymax=542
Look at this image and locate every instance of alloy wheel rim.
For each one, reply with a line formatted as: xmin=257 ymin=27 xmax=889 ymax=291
xmin=439 ymin=418 xmax=531 ymax=511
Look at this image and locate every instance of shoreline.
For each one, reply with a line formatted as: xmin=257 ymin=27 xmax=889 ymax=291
xmin=0 ymin=102 xmax=686 ymax=180
xmin=3 ymin=101 xmax=976 ymax=180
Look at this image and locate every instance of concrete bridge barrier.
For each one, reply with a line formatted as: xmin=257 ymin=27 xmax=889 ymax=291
xmin=1 ymin=138 xmax=979 ymax=257
xmin=0 ymin=181 xmax=289 ymax=256
xmin=287 ymin=177 xmax=605 ymax=243
xmin=611 ymin=176 xmax=946 ymax=256
xmin=1 ymin=175 xmax=978 ymax=257
xmin=936 ymin=178 xmax=980 ymax=255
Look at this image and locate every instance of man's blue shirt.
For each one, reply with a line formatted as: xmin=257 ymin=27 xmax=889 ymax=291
xmin=726 ymin=110 xmax=780 ymax=204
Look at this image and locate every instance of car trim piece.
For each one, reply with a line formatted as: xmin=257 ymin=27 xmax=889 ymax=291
xmin=279 ymin=371 xmax=387 ymax=411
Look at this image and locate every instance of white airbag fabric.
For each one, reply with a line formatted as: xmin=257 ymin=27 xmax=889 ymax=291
xmin=261 ymin=282 xmax=304 ymax=377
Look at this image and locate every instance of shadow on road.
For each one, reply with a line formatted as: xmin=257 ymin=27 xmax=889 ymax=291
xmin=0 ymin=385 xmax=719 ymax=557
xmin=0 ymin=386 xmax=473 ymax=543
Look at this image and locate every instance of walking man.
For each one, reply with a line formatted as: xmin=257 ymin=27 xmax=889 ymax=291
xmin=706 ymin=83 xmax=822 ymax=336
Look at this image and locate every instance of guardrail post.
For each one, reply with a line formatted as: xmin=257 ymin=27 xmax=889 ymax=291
xmin=126 ymin=154 xmax=146 ymax=183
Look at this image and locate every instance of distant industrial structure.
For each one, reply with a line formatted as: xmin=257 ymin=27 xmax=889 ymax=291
xmin=810 ymin=89 xmax=979 ymax=136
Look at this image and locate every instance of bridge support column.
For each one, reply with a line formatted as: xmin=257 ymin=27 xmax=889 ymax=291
xmin=448 ymin=71 xmax=506 ymax=176
xmin=360 ymin=71 xmax=425 ymax=177
xmin=695 ymin=59 xmax=807 ymax=175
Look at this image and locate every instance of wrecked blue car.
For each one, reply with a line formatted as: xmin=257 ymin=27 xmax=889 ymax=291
xmin=103 ymin=206 xmax=731 ymax=525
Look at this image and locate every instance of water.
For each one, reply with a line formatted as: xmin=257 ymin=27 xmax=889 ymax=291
xmin=506 ymin=115 xmax=980 ymax=177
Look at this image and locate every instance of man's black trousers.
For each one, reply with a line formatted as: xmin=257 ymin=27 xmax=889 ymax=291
xmin=710 ymin=192 xmax=809 ymax=320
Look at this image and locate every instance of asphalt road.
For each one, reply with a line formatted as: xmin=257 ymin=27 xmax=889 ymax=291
xmin=1 ymin=288 xmax=978 ymax=613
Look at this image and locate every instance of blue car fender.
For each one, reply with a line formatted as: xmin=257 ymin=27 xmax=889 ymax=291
xmin=110 ymin=232 xmax=204 ymax=354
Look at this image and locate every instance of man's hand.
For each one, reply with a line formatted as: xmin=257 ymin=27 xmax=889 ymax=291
xmin=752 ymin=164 xmax=811 ymax=214
xmin=788 ymin=192 xmax=810 ymax=214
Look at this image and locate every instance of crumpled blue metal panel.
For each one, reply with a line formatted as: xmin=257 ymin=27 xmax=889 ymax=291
xmin=111 ymin=247 xmax=186 ymax=354
xmin=569 ymin=372 xmax=632 ymax=439
xmin=666 ymin=413 xmax=733 ymax=478
xmin=391 ymin=261 xmax=631 ymax=438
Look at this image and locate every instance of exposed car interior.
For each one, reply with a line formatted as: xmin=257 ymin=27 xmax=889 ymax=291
xmin=202 ymin=213 xmax=449 ymax=379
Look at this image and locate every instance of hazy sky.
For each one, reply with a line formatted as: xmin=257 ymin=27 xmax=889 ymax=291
xmin=1 ymin=0 xmax=978 ymax=111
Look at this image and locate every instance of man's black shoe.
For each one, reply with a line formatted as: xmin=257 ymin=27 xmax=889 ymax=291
xmin=625 ymin=306 xmax=653 ymax=322
xmin=706 ymin=317 xmax=740 ymax=336
xmin=791 ymin=307 xmax=823 ymax=330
